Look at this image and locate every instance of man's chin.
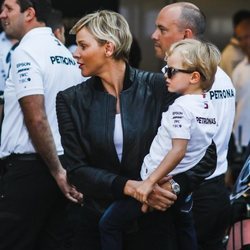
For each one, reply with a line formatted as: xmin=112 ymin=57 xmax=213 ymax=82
xmin=154 ymin=48 xmax=165 ymax=60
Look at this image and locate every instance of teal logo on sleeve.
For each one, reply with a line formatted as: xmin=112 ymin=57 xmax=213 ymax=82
xmin=16 ymin=61 xmax=31 ymax=84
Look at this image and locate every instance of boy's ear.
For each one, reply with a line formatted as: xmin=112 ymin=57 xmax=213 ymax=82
xmin=190 ymin=71 xmax=201 ymax=84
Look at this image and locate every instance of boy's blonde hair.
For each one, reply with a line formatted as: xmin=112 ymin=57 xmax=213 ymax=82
xmin=167 ymin=39 xmax=221 ymax=91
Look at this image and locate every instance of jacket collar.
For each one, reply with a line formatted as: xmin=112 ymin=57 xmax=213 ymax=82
xmin=92 ymin=63 xmax=134 ymax=92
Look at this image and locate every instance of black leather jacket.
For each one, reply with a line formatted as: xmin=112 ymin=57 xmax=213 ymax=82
xmin=56 ymin=65 xmax=216 ymax=213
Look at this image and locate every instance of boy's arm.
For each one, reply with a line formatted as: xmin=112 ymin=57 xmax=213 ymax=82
xmin=134 ymin=138 xmax=188 ymax=203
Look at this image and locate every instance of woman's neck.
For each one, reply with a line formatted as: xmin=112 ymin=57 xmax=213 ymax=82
xmin=101 ymin=60 xmax=126 ymax=98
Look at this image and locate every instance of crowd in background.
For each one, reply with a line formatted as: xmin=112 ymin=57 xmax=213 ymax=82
xmin=0 ymin=0 xmax=249 ymax=250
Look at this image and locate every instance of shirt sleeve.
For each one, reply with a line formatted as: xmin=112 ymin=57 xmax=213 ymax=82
xmin=11 ymin=48 xmax=44 ymax=99
xmin=164 ymin=103 xmax=191 ymax=140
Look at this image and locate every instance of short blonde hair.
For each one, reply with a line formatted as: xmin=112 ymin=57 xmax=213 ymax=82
xmin=70 ymin=10 xmax=132 ymax=62
xmin=167 ymin=39 xmax=221 ymax=91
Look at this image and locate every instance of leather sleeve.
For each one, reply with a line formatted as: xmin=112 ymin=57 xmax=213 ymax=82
xmin=173 ymin=140 xmax=217 ymax=196
xmin=56 ymin=89 xmax=119 ymax=199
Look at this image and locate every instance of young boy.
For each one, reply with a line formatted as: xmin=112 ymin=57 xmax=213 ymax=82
xmin=99 ymin=39 xmax=221 ymax=250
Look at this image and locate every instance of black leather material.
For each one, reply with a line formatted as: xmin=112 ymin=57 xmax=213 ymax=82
xmin=56 ymin=65 xmax=216 ymax=213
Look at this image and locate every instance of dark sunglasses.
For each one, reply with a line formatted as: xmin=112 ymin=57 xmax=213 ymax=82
xmin=161 ymin=66 xmax=194 ymax=79
xmin=162 ymin=66 xmax=206 ymax=80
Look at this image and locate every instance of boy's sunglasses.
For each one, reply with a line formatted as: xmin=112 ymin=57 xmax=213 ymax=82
xmin=161 ymin=66 xmax=194 ymax=79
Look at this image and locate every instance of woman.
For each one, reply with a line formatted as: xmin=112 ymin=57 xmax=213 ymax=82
xmin=98 ymin=39 xmax=221 ymax=250
xmin=56 ymin=10 xmax=216 ymax=250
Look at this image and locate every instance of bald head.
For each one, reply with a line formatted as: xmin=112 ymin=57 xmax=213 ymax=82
xmin=151 ymin=2 xmax=206 ymax=59
xmin=163 ymin=2 xmax=206 ymax=39
xmin=162 ymin=2 xmax=199 ymax=11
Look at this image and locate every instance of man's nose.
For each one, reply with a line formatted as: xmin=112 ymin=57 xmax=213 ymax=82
xmin=72 ymin=47 xmax=80 ymax=59
xmin=0 ymin=9 xmax=7 ymax=19
xmin=151 ymin=30 xmax=156 ymax=40
xmin=151 ymin=29 xmax=158 ymax=40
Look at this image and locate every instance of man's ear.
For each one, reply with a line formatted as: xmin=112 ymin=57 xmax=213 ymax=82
xmin=25 ymin=7 xmax=36 ymax=22
xmin=104 ymin=41 xmax=115 ymax=57
xmin=53 ymin=28 xmax=60 ymax=37
xmin=183 ymin=29 xmax=193 ymax=39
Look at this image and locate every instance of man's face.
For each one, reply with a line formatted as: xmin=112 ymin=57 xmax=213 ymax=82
xmin=235 ymin=19 xmax=250 ymax=57
xmin=151 ymin=6 xmax=187 ymax=60
xmin=54 ymin=26 xmax=66 ymax=45
xmin=0 ymin=0 xmax=25 ymax=40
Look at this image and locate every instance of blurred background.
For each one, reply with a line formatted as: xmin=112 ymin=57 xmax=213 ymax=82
xmin=11 ymin=0 xmax=250 ymax=72
xmin=51 ymin=0 xmax=250 ymax=72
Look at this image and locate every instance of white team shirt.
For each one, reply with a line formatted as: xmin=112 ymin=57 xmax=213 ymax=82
xmin=141 ymin=94 xmax=218 ymax=180
xmin=206 ymin=67 xmax=236 ymax=179
xmin=0 ymin=27 xmax=83 ymax=157
xmin=0 ymin=31 xmax=14 ymax=91
xmin=232 ymin=57 xmax=250 ymax=149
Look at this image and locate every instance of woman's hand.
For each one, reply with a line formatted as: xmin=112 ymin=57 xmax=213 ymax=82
xmin=134 ymin=179 xmax=154 ymax=203
xmin=146 ymin=178 xmax=177 ymax=211
xmin=124 ymin=178 xmax=177 ymax=212
xmin=123 ymin=180 xmax=141 ymax=196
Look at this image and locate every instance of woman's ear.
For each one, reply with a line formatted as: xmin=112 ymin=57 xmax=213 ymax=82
xmin=104 ymin=41 xmax=115 ymax=57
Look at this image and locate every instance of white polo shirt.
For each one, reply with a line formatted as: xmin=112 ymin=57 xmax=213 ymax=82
xmin=0 ymin=27 xmax=83 ymax=157
xmin=0 ymin=31 xmax=14 ymax=91
xmin=232 ymin=57 xmax=250 ymax=150
xmin=206 ymin=67 xmax=236 ymax=179
xmin=141 ymin=94 xmax=218 ymax=180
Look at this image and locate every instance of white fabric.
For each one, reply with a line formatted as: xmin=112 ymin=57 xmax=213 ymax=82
xmin=0 ymin=32 xmax=14 ymax=91
xmin=141 ymin=94 xmax=218 ymax=180
xmin=206 ymin=67 xmax=236 ymax=179
xmin=114 ymin=114 xmax=123 ymax=162
xmin=232 ymin=57 xmax=250 ymax=150
xmin=220 ymin=37 xmax=245 ymax=79
xmin=0 ymin=27 xmax=83 ymax=157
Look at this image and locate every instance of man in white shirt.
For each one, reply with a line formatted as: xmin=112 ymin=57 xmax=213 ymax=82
xmin=220 ymin=10 xmax=250 ymax=79
xmin=232 ymin=18 xmax=250 ymax=154
xmin=151 ymin=2 xmax=235 ymax=249
xmin=47 ymin=8 xmax=66 ymax=45
xmin=0 ymin=0 xmax=83 ymax=249
xmin=0 ymin=30 xmax=18 ymax=125
xmin=0 ymin=31 xmax=18 ymax=90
